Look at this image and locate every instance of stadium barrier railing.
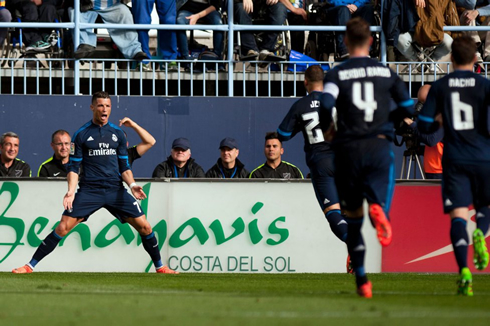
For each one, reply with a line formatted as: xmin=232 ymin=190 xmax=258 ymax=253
xmin=0 ymin=1 xmax=488 ymax=97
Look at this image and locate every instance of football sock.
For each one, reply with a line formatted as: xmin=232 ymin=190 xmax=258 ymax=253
xmin=325 ymin=210 xmax=348 ymax=242
xmin=476 ymin=207 xmax=490 ymax=235
xmin=141 ymin=232 xmax=163 ymax=269
xmin=450 ymin=218 xmax=468 ymax=272
xmin=345 ymin=217 xmax=367 ymax=285
xmin=30 ymin=231 xmax=63 ymax=268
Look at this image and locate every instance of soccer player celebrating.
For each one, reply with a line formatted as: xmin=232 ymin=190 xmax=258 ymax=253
xmin=321 ymin=17 xmax=414 ymax=298
xmin=418 ymin=36 xmax=490 ymax=296
xmin=12 ymin=91 xmax=178 ymax=274
xmin=277 ymin=65 xmax=351 ymax=270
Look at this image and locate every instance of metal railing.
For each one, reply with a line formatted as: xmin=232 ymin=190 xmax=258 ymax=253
xmin=0 ymin=1 xmax=488 ymax=97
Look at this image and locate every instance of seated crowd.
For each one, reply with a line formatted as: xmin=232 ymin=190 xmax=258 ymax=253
xmin=0 ymin=129 xmax=305 ymax=179
xmin=2 ymin=0 xmax=488 ymax=69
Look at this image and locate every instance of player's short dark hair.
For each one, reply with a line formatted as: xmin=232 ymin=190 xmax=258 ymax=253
xmin=51 ymin=130 xmax=70 ymax=143
xmin=451 ymin=36 xmax=477 ymax=66
xmin=0 ymin=131 xmax=19 ymax=146
xmin=305 ymin=65 xmax=325 ymax=83
xmin=91 ymin=91 xmax=111 ymax=104
xmin=346 ymin=17 xmax=371 ymax=48
xmin=265 ymin=131 xmax=282 ymax=144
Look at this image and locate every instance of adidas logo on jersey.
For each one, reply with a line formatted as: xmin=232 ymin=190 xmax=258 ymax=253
xmin=324 ymin=198 xmax=330 ymax=205
xmin=444 ymin=199 xmax=453 ymax=206
xmin=87 ymin=136 xmax=94 ymax=141
xmin=477 ymin=212 xmax=485 ymax=218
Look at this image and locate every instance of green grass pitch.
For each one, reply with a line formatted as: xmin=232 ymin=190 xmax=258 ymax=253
xmin=1 ymin=273 xmax=489 ymax=325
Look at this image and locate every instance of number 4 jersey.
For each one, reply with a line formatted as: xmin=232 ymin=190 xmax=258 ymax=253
xmin=419 ymin=70 xmax=490 ymax=163
xmin=277 ymin=91 xmax=333 ymax=154
xmin=322 ymin=57 xmax=414 ymax=144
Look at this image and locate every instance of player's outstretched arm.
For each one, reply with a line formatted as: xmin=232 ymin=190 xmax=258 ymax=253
xmin=63 ymin=172 xmax=79 ymax=211
xmin=122 ymin=169 xmax=147 ymax=200
xmin=119 ymin=117 xmax=156 ymax=157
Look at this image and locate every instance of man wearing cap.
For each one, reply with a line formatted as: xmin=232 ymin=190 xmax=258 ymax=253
xmin=152 ymin=137 xmax=205 ymax=178
xmin=205 ymin=138 xmax=249 ymax=178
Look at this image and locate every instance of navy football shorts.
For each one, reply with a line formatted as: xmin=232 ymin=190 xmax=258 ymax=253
xmin=307 ymin=150 xmax=339 ymax=211
xmin=334 ymin=137 xmax=395 ymax=212
xmin=63 ymin=187 xmax=144 ymax=222
xmin=442 ymin=161 xmax=490 ymax=213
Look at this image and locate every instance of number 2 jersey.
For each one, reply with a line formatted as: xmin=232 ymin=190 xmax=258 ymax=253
xmin=277 ymin=91 xmax=332 ymax=155
xmin=418 ymin=70 xmax=490 ymax=163
xmin=322 ymin=57 xmax=414 ymax=144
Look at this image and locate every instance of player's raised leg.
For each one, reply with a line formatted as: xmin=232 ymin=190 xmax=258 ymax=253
xmin=12 ymin=215 xmax=83 ymax=273
xmin=125 ymin=214 xmax=178 ymax=274
xmin=473 ymin=206 xmax=489 ymax=271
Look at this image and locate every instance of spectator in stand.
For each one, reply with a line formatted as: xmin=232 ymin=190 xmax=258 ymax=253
xmin=152 ymin=137 xmax=205 ymax=178
xmin=0 ymin=3 xmax=11 ymax=46
xmin=132 ymin=0 xmax=178 ymax=70
xmin=249 ymin=132 xmax=303 ymax=179
xmin=119 ymin=117 xmax=156 ymax=167
xmin=176 ymin=0 xmax=224 ymax=60
xmin=279 ymin=0 xmax=307 ymax=53
xmin=6 ymin=0 xmax=60 ymax=51
xmin=38 ymin=130 xmax=70 ymax=178
xmin=384 ymin=0 xmax=454 ymax=70
xmin=325 ymin=0 xmax=374 ymax=61
xmin=457 ymin=0 xmax=490 ymax=62
xmin=206 ymin=137 xmax=249 ymax=178
xmin=0 ymin=132 xmax=31 ymax=177
xmin=234 ymin=0 xmax=288 ymax=61
xmin=404 ymin=85 xmax=444 ymax=179
xmin=72 ymin=0 xmax=149 ymax=61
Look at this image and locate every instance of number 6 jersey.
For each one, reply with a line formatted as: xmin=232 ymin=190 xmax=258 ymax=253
xmin=322 ymin=57 xmax=414 ymax=144
xmin=418 ymin=70 xmax=490 ymax=163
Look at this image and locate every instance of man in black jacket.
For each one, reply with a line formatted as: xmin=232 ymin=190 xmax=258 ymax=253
xmin=206 ymin=138 xmax=249 ymax=178
xmin=0 ymin=131 xmax=31 ymax=177
xmin=38 ymin=129 xmax=70 ymax=177
xmin=152 ymin=138 xmax=205 ymax=178
xmin=249 ymin=132 xmax=303 ymax=179
xmin=6 ymin=0 xmax=61 ymax=51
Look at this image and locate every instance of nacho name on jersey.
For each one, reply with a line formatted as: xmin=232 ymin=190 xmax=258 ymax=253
xmin=338 ymin=66 xmax=391 ymax=81
xmin=448 ymin=78 xmax=475 ymax=88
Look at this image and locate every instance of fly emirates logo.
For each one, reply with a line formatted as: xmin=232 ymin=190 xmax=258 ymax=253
xmin=89 ymin=143 xmax=117 ymax=156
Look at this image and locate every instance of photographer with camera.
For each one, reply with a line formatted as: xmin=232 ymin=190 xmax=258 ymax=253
xmin=403 ymin=85 xmax=444 ymax=179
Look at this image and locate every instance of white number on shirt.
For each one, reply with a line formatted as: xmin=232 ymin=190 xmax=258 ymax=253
xmin=302 ymin=111 xmax=325 ymax=144
xmin=133 ymin=201 xmax=142 ymax=213
xmin=451 ymin=92 xmax=474 ymax=130
xmin=352 ymin=82 xmax=378 ymax=122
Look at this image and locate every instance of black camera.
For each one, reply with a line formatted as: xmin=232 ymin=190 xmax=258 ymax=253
xmin=394 ymin=101 xmax=424 ymax=151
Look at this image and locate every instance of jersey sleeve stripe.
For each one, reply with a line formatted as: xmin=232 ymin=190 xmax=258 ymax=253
xmin=277 ymin=128 xmax=292 ymax=137
xmin=70 ymin=157 xmax=83 ymax=162
xmin=418 ymin=114 xmax=434 ymax=123
xmin=118 ymin=155 xmax=129 ymax=159
xmin=323 ymin=82 xmax=339 ymax=99
xmin=398 ymin=99 xmax=415 ymax=107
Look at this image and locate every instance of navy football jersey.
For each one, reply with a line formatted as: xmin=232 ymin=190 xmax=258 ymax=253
xmin=68 ymin=120 xmax=131 ymax=188
xmin=322 ymin=57 xmax=414 ymax=143
xmin=277 ymin=91 xmax=333 ymax=153
xmin=419 ymin=70 xmax=490 ymax=163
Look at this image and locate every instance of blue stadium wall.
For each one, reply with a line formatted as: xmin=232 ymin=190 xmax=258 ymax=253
xmin=0 ymin=95 xmax=408 ymax=178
